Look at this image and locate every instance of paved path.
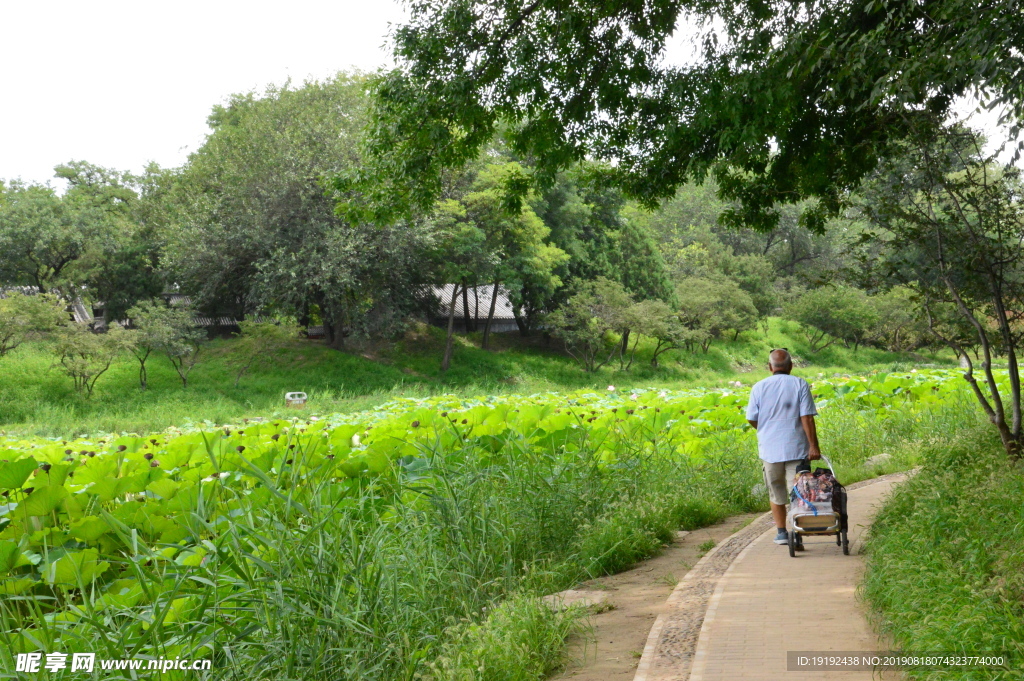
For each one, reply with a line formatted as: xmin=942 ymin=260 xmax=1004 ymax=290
xmin=635 ymin=474 xmax=906 ymax=681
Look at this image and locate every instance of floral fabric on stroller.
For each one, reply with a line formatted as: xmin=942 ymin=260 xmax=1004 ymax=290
xmin=785 ymin=456 xmax=850 ymax=556
xmin=791 ymin=468 xmax=836 ymax=509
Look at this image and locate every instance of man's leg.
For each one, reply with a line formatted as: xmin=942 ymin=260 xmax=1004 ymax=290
xmin=770 ymin=501 xmax=786 ymax=529
xmin=762 ymin=461 xmax=790 ymax=544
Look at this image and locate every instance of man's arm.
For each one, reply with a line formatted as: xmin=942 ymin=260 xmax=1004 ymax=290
xmin=745 ymin=385 xmax=759 ymax=430
xmin=801 ymin=415 xmax=821 ymax=460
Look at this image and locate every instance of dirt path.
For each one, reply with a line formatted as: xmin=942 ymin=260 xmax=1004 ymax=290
xmin=551 ymin=513 xmax=762 ymax=681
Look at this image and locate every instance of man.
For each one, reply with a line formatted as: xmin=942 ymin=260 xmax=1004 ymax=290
xmin=746 ymin=349 xmax=821 ymax=548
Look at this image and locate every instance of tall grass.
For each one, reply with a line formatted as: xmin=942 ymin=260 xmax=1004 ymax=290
xmin=816 ymin=390 xmax=981 ymax=482
xmin=862 ymin=428 xmax=1024 ymax=680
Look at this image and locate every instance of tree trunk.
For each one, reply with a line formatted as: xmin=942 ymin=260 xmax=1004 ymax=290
xmin=137 ymin=350 xmax=150 ymax=390
xmin=324 ymin=312 xmax=346 ymax=350
xmin=462 ymin=281 xmax=473 ymax=333
xmin=482 ymin=279 xmax=499 ymax=349
xmin=171 ymin=358 xmax=190 ymax=388
xmin=441 ymin=283 xmax=461 ymax=373
xmin=513 ymin=306 xmax=530 ymax=337
xmin=651 ymin=340 xmax=674 ymax=367
xmin=627 ymin=333 xmax=641 ymax=370
xmin=619 ymin=329 xmax=630 ymax=369
xmin=329 ymin=322 xmax=345 ymax=350
xmin=473 ymin=286 xmax=480 ymax=332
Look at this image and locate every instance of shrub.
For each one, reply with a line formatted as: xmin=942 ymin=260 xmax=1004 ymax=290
xmin=0 ymin=291 xmax=65 ymax=357
xmin=676 ymin=277 xmax=758 ymax=351
xmin=50 ymin=323 xmax=136 ymax=397
xmin=784 ymin=285 xmax=877 ymax=351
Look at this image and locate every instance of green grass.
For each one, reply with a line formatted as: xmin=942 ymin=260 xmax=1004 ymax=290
xmin=696 ymin=539 xmax=717 ymax=557
xmin=862 ymin=428 xmax=1024 ymax=680
xmin=1 ymin=393 xmax=970 ymax=680
xmin=0 ymin=318 xmax=954 ymax=437
xmin=0 ymin=320 xmax=981 ymax=680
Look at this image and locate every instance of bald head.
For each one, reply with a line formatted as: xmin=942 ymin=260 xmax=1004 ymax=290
xmin=769 ymin=349 xmax=792 ymax=372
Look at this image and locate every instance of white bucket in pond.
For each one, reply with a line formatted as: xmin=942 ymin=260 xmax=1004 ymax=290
xmin=285 ymin=391 xmax=307 ymax=408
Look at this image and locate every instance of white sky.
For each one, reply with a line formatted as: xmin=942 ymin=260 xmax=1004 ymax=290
xmin=1 ymin=0 xmax=407 ymax=186
xmin=2 ymin=2 xmax=1013 ymax=187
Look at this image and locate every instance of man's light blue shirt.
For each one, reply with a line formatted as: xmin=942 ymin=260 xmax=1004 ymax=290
xmin=745 ymin=373 xmax=817 ymax=463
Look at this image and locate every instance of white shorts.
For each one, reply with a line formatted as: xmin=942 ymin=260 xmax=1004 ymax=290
xmin=761 ymin=459 xmax=806 ymax=506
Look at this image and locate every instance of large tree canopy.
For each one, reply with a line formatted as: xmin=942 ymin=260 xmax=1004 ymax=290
xmin=0 ymin=161 xmax=162 ymax=315
xmin=351 ymin=0 xmax=1023 ymax=231
xmin=168 ymin=74 xmax=438 ymax=344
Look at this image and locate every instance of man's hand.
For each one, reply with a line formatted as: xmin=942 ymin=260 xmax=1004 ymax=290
xmin=800 ymin=414 xmax=822 ymax=461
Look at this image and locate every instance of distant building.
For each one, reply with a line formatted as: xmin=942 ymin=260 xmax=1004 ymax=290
xmin=0 ymin=286 xmax=80 ymax=324
xmin=3 ymin=285 xmax=522 ymax=338
xmin=430 ymin=284 xmax=519 ymax=333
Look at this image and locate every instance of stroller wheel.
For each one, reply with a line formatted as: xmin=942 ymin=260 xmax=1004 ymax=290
xmin=842 ymin=530 xmax=850 ymax=555
xmin=836 ymin=533 xmax=841 ymax=546
xmin=788 ymin=531 xmax=796 ymax=558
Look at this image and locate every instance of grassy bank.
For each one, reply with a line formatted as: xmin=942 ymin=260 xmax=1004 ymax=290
xmin=863 ymin=428 xmax=1024 ymax=680
xmin=0 ymin=318 xmax=951 ymax=437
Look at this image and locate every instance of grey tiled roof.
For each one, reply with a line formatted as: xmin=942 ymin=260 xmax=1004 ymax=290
xmin=432 ymin=284 xmax=517 ymax=320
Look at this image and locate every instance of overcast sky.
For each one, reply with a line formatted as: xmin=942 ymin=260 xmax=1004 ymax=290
xmin=1 ymin=0 xmax=408 ymax=186
xmin=2 ymin=2 xmax=1012 ymax=187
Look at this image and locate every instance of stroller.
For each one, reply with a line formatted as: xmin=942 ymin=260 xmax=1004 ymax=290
xmin=786 ymin=456 xmax=849 ymax=557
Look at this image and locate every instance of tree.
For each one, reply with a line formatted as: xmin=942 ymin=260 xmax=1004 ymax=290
xmin=158 ymin=319 xmax=204 ymax=387
xmin=125 ymin=299 xmax=190 ymax=389
xmin=676 ymin=278 xmax=759 ymax=352
xmin=428 ymin=197 xmax=491 ymax=372
xmin=611 ymin=209 xmax=678 ymax=356
xmin=784 ymin=286 xmax=877 ymax=352
xmin=0 ymin=183 xmax=89 ymax=294
xmin=457 ymin=163 xmax=567 ymax=350
xmin=0 ymin=291 xmax=66 ymax=357
xmin=79 ymin=164 xmax=173 ymax=323
xmin=857 ymin=124 xmax=1024 ymax=458
xmin=52 ymin=323 xmax=136 ymax=397
xmin=620 ymin=298 xmax=686 ymax=368
xmin=644 ymin=181 xmax=844 ymax=299
xmin=127 ymin=300 xmax=205 ymax=388
xmin=426 ymin=162 xmax=567 ymax=368
xmin=161 ymin=325 xmax=205 ymax=389
xmin=504 ymin=167 xmax=625 ymax=336
xmin=231 ymin=319 xmax=302 ymax=387
xmin=868 ymin=287 xmax=929 ymax=352
xmin=169 ymin=74 xmax=436 ymax=347
xmin=352 ymin=0 xmax=1023 ymax=231
xmin=0 ymin=162 xmax=159 ymax=316
xmin=546 ymin=278 xmax=633 ymax=371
